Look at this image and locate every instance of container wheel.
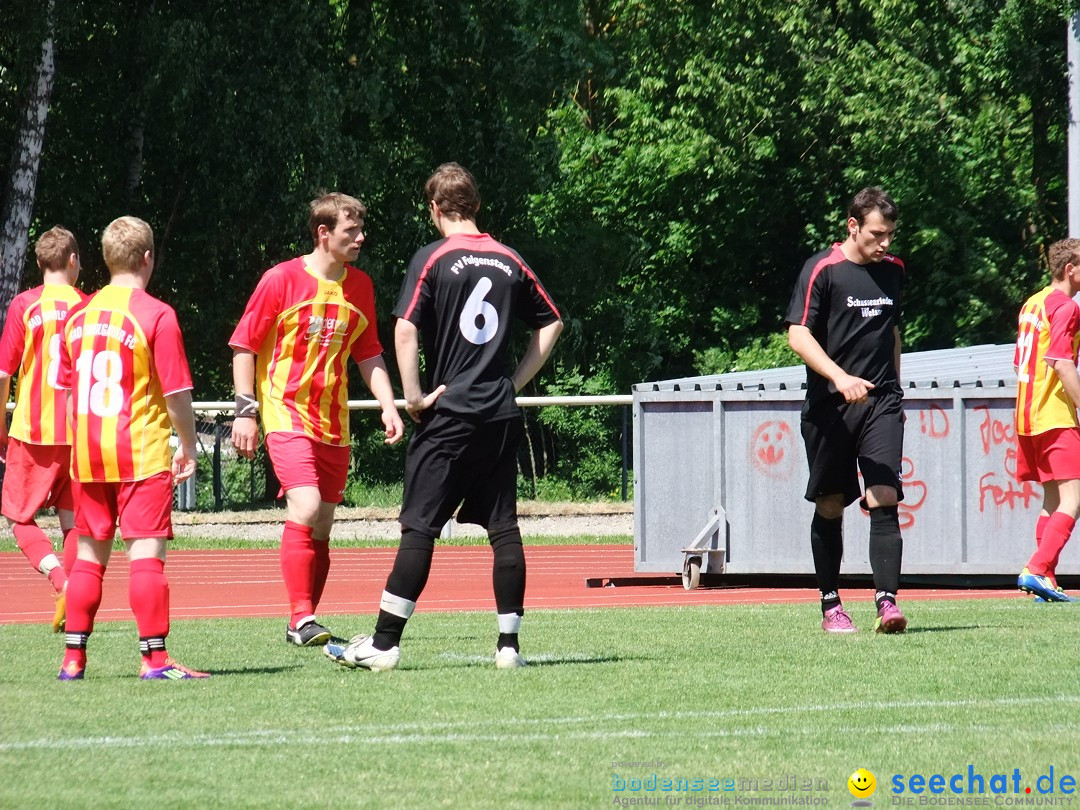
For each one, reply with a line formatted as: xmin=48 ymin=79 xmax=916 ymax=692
xmin=682 ymin=556 xmax=702 ymax=590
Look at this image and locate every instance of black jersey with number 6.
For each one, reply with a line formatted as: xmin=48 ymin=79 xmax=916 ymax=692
xmin=394 ymin=232 xmax=561 ymax=421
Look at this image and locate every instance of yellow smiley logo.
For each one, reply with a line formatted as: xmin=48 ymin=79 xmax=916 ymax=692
xmin=848 ymin=768 xmax=876 ymax=798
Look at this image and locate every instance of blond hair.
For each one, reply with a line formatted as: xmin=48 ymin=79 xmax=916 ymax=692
xmin=101 ymin=216 xmax=154 ymax=274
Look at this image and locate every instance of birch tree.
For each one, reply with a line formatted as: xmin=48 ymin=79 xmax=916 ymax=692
xmin=0 ymin=0 xmax=55 ymax=332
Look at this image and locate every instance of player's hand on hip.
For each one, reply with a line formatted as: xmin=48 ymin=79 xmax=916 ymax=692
xmin=231 ymin=416 xmax=259 ymax=460
xmin=382 ymin=407 xmax=405 ymax=445
xmin=405 ymin=384 xmax=447 ymax=424
xmin=834 ymin=373 xmax=874 ymax=404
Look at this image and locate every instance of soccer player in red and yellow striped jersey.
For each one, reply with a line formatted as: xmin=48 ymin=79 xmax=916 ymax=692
xmin=0 ymin=226 xmax=85 ymax=632
xmin=230 ymin=192 xmax=403 ymax=646
xmin=55 ymin=216 xmax=208 ymax=681
xmin=1013 ymin=237 xmax=1080 ymax=603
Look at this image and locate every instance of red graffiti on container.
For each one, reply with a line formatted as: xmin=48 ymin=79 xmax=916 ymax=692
xmin=971 ymin=406 xmax=1038 ymax=511
xmin=860 ymin=457 xmax=927 ymax=530
xmin=917 ymin=404 xmax=950 ymax=438
xmin=750 ymin=420 xmax=796 ymax=479
xmin=978 ymin=471 xmax=1039 ymax=512
xmin=974 ymin=405 xmax=1014 ymax=456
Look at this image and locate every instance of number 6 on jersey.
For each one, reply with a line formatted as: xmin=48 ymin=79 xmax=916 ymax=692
xmin=459 ymin=277 xmax=499 ymax=345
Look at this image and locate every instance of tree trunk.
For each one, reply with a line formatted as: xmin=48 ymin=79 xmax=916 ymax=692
xmin=0 ymin=0 xmax=56 ymax=334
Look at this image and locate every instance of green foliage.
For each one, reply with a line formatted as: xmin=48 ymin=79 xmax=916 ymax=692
xmin=694 ymin=330 xmax=800 ymax=376
xmin=341 ymin=478 xmax=403 ymax=509
xmin=4 ymin=1 xmax=1080 ymax=498
xmin=533 ymin=369 xmax=627 ymax=500
xmin=188 ymin=432 xmax=266 ymax=511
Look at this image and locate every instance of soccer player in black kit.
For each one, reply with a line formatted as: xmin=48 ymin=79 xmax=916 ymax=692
xmin=326 ymin=163 xmax=563 ymax=670
xmin=785 ymin=187 xmax=908 ymax=635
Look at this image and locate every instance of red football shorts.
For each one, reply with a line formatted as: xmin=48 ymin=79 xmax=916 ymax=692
xmin=0 ymin=438 xmax=74 ymax=522
xmin=265 ymin=432 xmax=350 ymax=503
xmin=1015 ymin=427 xmax=1080 ymax=483
xmin=73 ymin=471 xmax=174 ymax=541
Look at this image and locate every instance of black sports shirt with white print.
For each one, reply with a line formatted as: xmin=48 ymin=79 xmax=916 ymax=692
xmin=394 ymin=232 xmax=561 ymax=421
xmin=785 ymin=243 xmax=905 ymax=405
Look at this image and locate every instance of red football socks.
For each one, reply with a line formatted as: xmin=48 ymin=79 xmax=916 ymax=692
xmin=1027 ymin=512 xmax=1075 ymax=579
xmin=12 ymin=523 xmax=64 ymax=589
xmin=311 ymin=539 xmax=331 ymax=613
xmin=281 ymin=521 xmax=316 ymax=627
xmin=129 ymin=557 xmax=170 ymax=642
xmin=65 ymin=559 xmax=106 ymax=634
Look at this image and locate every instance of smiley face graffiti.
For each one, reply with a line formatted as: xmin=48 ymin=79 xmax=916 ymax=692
xmin=750 ymin=420 xmax=796 ymax=479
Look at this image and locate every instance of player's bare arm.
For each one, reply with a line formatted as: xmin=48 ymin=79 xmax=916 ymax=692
xmin=357 ymin=355 xmax=405 ymax=445
xmin=893 ymin=326 xmax=902 ymax=388
xmin=231 ymin=349 xmax=260 ymax=459
xmin=787 ymin=324 xmax=874 ymax=403
xmin=394 ymin=318 xmax=445 ymax=423
xmin=0 ymin=373 xmax=10 ymax=462
xmin=164 ymin=389 xmax=198 ymax=484
xmin=1050 ymin=357 xmax=1080 ymax=414
xmin=511 ymin=319 xmax=564 ymax=393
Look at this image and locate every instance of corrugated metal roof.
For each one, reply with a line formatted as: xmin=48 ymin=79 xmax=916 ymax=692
xmin=634 ymin=343 xmax=1016 ymax=393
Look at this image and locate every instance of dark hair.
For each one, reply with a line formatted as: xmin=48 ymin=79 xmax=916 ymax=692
xmin=309 ymin=192 xmax=366 ymax=242
xmin=1048 ymin=238 xmax=1080 ymax=281
xmin=35 ymin=225 xmax=79 ymax=270
xmin=424 ymin=162 xmax=481 ymax=221
xmin=847 ymin=187 xmax=898 ymax=226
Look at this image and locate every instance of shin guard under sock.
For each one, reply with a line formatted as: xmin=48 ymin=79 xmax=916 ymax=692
xmin=311 ymin=540 xmax=331 ymax=613
xmin=13 ymin=523 xmax=61 ymax=587
xmin=374 ymin=530 xmax=434 ymax=649
xmin=489 ymin=526 xmax=526 ymax=616
xmin=129 ymin=557 xmax=170 ymax=645
xmin=490 ymin=526 xmax=525 ymax=650
xmin=869 ymin=505 xmax=903 ymax=601
xmin=280 ymin=521 xmax=316 ymax=627
xmin=62 ymin=528 xmax=79 ymax=575
xmin=1027 ymin=512 xmax=1076 ymax=577
xmin=811 ymin=513 xmax=843 ymax=612
xmin=65 ymin=559 xmax=106 ymax=635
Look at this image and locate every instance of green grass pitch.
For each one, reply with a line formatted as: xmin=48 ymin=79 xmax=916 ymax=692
xmin=2 ymin=600 xmax=1079 ymax=808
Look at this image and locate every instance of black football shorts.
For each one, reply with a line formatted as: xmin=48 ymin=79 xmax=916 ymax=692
xmin=800 ymin=391 xmax=904 ymax=506
xmin=399 ymin=411 xmax=523 ymax=537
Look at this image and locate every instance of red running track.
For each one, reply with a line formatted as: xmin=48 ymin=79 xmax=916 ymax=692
xmin=0 ymin=545 xmax=1025 ymax=626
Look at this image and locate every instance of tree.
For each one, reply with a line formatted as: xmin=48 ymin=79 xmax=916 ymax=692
xmin=0 ymin=0 xmax=55 ymax=332
xmin=6 ymin=0 xmax=1080 ymax=500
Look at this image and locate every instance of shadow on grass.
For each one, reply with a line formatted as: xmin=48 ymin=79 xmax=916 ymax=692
xmin=904 ymin=625 xmax=981 ymax=634
xmin=522 ymin=654 xmax=636 ymax=667
xmin=208 ymin=665 xmax=304 ymax=676
xmin=423 ymin=652 xmax=639 ymax=669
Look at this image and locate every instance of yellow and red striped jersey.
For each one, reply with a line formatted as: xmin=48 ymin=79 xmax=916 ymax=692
xmin=0 ymin=283 xmax=86 ymax=445
xmin=58 ymin=285 xmax=193 ymax=482
xmin=1014 ymin=286 xmax=1080 ymax=436
xmin=229 ymin=258 xmax=383 ymax=446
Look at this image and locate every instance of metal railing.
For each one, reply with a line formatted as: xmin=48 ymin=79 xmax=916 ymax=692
xmin=181 ymin=395 xmax=634 ymax=511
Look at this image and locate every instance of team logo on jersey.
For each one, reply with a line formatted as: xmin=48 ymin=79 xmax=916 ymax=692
xmin=846 ymin=295 xmax=893 ymax=318
xmin=449 ymin=254 xmax=512 ymax=277
xmin=27 ymin=309 xmax=68 ymax=331
xmin=305 ymin=315 xmax=348 ymax=347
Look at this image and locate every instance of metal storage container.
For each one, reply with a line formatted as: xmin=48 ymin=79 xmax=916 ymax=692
xmin=632 ymin=345 xmax=1066 ymax=585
